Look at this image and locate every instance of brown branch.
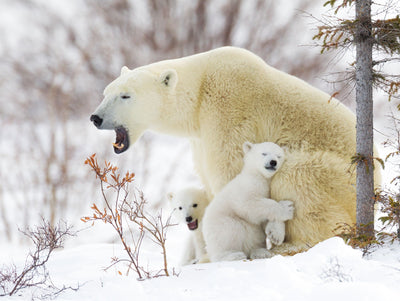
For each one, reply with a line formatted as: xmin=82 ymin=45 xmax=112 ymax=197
xmin=0 ymin=219 xmax=77 ymax=297
xmin=83 ymin=154 xmax=176 ymax=279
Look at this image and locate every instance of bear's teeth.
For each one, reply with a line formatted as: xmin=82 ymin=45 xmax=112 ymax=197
xmin=112 ymin=142 xmax=124 ymax=149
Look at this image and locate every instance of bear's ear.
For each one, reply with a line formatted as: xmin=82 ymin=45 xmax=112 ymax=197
xmin=121 ymin=66 xmax=130 ymax=75
xmin=160 ymin=69 xmax=178 ymax=89
xmin=167 ymin=192 xmax=175 ymax=202
xmin=242 ymin=141 xmax=253 ymax=154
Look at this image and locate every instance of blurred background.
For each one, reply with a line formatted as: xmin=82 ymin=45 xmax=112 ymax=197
xmin=0 ymin=0 xmax=397 ymax=245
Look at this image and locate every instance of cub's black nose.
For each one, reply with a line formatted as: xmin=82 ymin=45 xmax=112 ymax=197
xmin=90 ymin=115 xmax=103 ymax=128
xmin=186 ymin=216 xmax=193 ymax=223
xmin=270 ymin=160 xmax=277 ymax=167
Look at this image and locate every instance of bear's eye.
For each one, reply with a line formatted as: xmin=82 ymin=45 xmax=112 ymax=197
xmin=193 ymin=204 xmax=198 ymax=208
xmin=262 ymin=153 xmax=268 ymax=156
xmin=121 ymin=94 xmax=130 ymax=100
xmin=178 ymin=206 xmax=182 ymax=210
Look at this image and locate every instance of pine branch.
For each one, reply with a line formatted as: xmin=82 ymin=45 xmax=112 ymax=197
xmin=372 ymin=16 xmax=400 ymax=54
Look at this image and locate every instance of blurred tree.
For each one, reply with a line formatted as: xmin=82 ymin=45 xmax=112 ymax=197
xmin=1 ymin=0 xmax=336 ymax=120
xmin=0 ymin=0 xmax=338 ymax=241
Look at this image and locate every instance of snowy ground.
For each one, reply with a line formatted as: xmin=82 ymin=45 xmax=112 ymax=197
xmin=1 ymin=0 xmax=400 ymax=299
xmin=1 ymin=233 xmax=400 ymax=301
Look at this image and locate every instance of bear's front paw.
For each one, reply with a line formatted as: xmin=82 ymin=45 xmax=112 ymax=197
xmin=278 ymin=200 xmax=294 ymax=221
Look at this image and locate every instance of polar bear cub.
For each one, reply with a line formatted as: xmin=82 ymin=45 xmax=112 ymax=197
xmin=202 ymin=141 xmax=294 ymax=262
xmin=167 ymin=187 xmax=210 ymax=265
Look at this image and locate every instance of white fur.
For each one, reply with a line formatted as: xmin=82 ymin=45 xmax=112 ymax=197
xmin=167 ymin=187 xmax=210 ymax=265
xmin=91 ymin=47 xmax=380 ymax=253
xmin=202 ymin=142 xmax=294 ymax=262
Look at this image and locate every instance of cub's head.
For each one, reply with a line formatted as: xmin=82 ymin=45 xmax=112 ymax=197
xmin=242 ymin=141 xmax=285 ymax=178
xmin=167 ymin=188 xmax=209 ymax=231
xmin=90 ymin=66 xmax=178 ymax=154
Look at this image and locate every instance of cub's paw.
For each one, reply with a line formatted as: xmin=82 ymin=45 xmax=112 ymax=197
xmin=198 ymin=254 xmax=210 ymax=264
xmin=265 ymin=220 xmax=285 ymax=246
xmin=250 ymin=248 xmax=273 ymax=260
xmin=189 ymin=259 xmax=199 ymax=265
xmin=278 ymin=200 xmax=294 ymax=221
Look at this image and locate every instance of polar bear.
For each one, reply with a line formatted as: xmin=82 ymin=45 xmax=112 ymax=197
xmin=202 ymin=141 xmax=294 ymax=262
xmin=90 ymin=46 xmax=380 ymax=254
xmin=167 ymin=187 xmax=210 ymax=265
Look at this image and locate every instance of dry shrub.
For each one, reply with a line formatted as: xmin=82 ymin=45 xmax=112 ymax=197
xmin=0 ymin=218 xmax=78 ymax=299
xmin=334 ymin=222 xmax=384 ymax=256
xmin=376 ymin=191 xmax=400 ymax=240
xmin=82 ymin=154 xmax=176 ymax=280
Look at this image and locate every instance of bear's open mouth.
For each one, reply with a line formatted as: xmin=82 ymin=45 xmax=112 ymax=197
xmin=187 ymin=219 xmax=198 ymax=231
xmin=112 ymin=127 xmax=129 ymax=154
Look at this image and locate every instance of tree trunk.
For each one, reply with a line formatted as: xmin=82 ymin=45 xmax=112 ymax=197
xmin=355 ymin=0 xmax=374 ymax=236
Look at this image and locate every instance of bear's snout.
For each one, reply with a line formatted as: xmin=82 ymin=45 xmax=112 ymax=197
xmin=90 ymin=114 xmax=103 ymax=128
xmin=265 ymin=159 xmax=278 ymax=171
xmin=186 ymin=216 xmax=193 ymax=223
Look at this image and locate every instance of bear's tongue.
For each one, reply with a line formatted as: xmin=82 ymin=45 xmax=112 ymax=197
xmin=187 ymin=219 xmax=198 ymax=231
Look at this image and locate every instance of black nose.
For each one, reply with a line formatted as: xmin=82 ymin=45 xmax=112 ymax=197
xmin=186 ymin=216 xmax=193 ymax=223
xmin=270 ymin=160 xmax=277 ymax=167
xmin=90 ymin=115 xmax=103 ymax=128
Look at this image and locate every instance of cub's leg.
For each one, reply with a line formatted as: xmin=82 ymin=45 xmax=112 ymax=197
xmin=180 ymin=237 xmax=197 ymax=266
xmin=215 ymin=251 xmax=247 ymax=262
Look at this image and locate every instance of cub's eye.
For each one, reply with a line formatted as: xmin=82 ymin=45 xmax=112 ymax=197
xmin=262 ymin=153 xmax=267 ymax=156
xmin=178 ymin=206 xmax=182 ymax=210
xmin=193 ymin=204 xmax=198 ymax=208
xmin=121 ymin=94 xmax=130 ymax=100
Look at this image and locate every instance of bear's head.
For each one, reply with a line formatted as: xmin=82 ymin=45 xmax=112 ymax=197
xmin=167 ymin=188 xmax=209 ymax=231
xmin=242 ymin=141 xmax=285 ymax=178
xmin=90 ymin=66 xmax=178 ymax=153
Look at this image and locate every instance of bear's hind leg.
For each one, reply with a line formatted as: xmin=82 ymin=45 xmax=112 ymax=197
xmin=270 ymin=150 xmax=356 ymax=250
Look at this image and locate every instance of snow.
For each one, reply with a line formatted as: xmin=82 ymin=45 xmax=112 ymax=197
xmin=1 ymin=1 xmax=399 ymax=300
xmin=2 ymin=235 xmax=400 ymax=300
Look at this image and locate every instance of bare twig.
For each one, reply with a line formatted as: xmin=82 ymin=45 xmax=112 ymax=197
xmin=82 ymin=154 xmax=176 ymax=280
xmin=0 ymin=219 xmax=79 ymax=298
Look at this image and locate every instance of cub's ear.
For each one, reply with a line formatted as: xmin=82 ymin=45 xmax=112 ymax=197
xmin=167 ymin=192 xmax=175 ymax=202
xmin=121 ymin=66 xmax=130 ymax=75
xmin=160 ymin=69 xmax=178 ymax=89
xmin=242 ymin=141 xmax=253 ymax=154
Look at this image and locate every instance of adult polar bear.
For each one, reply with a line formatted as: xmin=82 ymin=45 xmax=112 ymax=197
xmin=91 ymin=47 xmax=362 ymax=254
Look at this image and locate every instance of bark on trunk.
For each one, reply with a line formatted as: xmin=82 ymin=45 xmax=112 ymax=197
xmin=355 ymin=0 xmax=375 ymax=236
